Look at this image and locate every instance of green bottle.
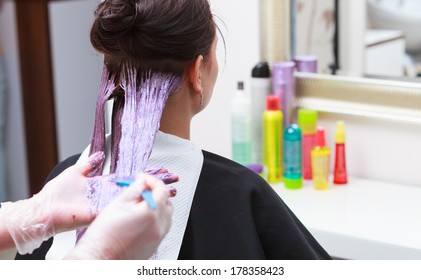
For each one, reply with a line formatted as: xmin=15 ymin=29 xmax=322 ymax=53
xmin=283 ymin=124 xmax=303 ymax=189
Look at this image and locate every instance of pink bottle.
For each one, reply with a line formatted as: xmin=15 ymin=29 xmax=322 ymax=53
xmin=298 ymin=109 xmax=317 ymax=180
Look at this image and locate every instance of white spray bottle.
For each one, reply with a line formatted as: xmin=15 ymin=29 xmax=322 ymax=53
xmin=250 ymin=62 xmax=271 ymax=165
xmin=231 ymin=81 xmax=252 ymax=166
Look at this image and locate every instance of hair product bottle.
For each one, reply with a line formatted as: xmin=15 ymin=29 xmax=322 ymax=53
xmin=263 ymin=95 xmax=283 ymax=183
xmin=311 ymin=127 xmax=331 ymax=190
xmin=231 ymin=81 xmax=252 ymax=166
xmin=272 ymin=61 xmax=296 ymax=127
xmin=333 ymin=121 xmax=348 ymax=184
xmin=283 ymin=124 xmax=302 ymax=189
xmin=293 ymin=55 xmax=318 ymax=73
xmin=298 ymin=109 xmax=317 ymax=180
xmin=250 ymin=62 xmax=271 ymax=165
xmin=246 ymin=163 xmax=264 ymax=178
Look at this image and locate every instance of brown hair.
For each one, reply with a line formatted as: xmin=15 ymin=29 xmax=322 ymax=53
xmin=90 ymin=0 xmax=216 ymax=77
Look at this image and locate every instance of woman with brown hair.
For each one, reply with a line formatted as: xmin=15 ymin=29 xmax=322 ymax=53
xmin=18 ymin=0 xmax=330 ymax=260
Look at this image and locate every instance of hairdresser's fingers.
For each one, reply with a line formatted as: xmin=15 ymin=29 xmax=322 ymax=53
xmin=142 ymin=173 xmax=165 ymax=191
xmin=73 ymin=151 xmax=105 ymax=176
xmin=117 ymin=174 xmax=149 ymax=203
xmin=142 ymin=172 xmax=177 ymax=197
xmin=143 ymin=175 xmax=170 ymax=206
xmin=86 ymin=151 xmax=105 ymax=175
xmin=168 ymin=186 xmax=177 ymax=198
xmin=144 ymin=167 xmax=168 ymax=175
xmin=159 ymin=173 xmax=179 ymax=185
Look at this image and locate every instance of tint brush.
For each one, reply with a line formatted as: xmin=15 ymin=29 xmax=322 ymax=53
xmin=115 ymin=178 xmax=157 ymax=210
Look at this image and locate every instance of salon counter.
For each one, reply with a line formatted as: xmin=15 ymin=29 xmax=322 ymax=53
xmin=272 ymin=177 xmax=421 ymax=260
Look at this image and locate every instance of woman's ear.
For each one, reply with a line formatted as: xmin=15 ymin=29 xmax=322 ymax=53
xmin=188 ymin=55 xmax=204 ymax=95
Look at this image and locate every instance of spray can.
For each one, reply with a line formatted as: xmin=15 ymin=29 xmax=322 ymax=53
xmin=283 ymin=124 xmax=302 ymax=189
xmin=250 ymin=62 xmax=271 ymax=165
xmin=263 ymin=95 xmax=283 ymax=183
xmin=272 ymin=61 xmax=296 ymax=127
xmin=231 ymin=81 xmax=252 ymax=166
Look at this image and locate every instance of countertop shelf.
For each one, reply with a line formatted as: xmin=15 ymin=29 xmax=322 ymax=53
xmin=272 ymin=177 xmax=421 ymax=259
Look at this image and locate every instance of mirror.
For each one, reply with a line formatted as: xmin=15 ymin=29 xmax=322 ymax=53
xmin=295 ymin=0 xmax=336 ymax=75
xmin=295 ymin=0 xmax=421 ymax=82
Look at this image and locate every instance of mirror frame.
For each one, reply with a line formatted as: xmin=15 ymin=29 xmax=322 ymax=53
xmin=295 ymin=72 xmax=421 ymax=125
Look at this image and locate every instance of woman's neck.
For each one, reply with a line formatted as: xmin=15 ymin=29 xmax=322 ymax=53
xmin=160 ymin=103 xmax=192 ymax=140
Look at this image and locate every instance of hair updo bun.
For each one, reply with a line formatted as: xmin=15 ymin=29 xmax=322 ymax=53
xmin=90 ymin=0 xmax=216 ymax=77
xmin=90 ymin=0 xmax=139 ymax=57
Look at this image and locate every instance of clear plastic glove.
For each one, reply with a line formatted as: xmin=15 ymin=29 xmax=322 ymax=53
xmin=0 ymin=151 xmax=105 ymax=254
xmin=76 ymin=165 xmax=178 ymax=242
xmin=67 ymin=173 xmax=173 ymax=260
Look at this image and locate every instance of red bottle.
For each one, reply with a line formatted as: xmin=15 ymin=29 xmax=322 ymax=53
xmin=333 ymin=121 xmax=348 ymax=184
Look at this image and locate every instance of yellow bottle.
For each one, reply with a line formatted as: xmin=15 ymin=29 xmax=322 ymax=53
xmin=263 ymin=95 xmax=283 ymax=183
xmin=311 ymin=127 xmax=330 ymax=190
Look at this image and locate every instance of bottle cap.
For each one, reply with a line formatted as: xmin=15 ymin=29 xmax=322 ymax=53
xmin=252 ymin=62 xmax=271 ymax=78
xmin=237 ymin=81 xmax=244 ymax=90
xmin=293 ymin=55 xmax=318 ymax=73
xmin=315 ymin=127 xmax=326 ymax=147
xmin=298 ymin=109 xmax=317 ymax=134
xmin=246 ymin=164 xmax=263 ymax=174
xmin=284 ymin=177 xmax=303 ymax=189
xmin=284 ymin=124 xmax=302 ymax=141
xmin=335 ymin=121 xmax=346 ymax=144
xmin=266 ymin=95 xmax=279 ymax=111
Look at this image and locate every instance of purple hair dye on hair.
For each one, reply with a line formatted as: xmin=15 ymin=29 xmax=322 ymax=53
xmin=116 ymin=69 xmax=181 ymax=176
xmin=89 ymin=66 xmax=117 ymax=176
xmin=77 ymin=66 xmax=181 ymax=243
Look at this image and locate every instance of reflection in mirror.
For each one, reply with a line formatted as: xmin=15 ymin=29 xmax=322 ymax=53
xmin=367 ymin=0 xmax=421 ymax=78
xmin=296 ymin=0 xmax=336 ymax=74
xmin=295 ymin=0 xmax=421 ymax=82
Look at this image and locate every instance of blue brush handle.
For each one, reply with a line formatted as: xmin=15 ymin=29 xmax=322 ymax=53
xmin=116 ymin=178 xmax=156 ymax=210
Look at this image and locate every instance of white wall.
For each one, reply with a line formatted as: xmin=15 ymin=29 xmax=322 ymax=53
xmin=0 ymin=1 xmax=29 ymax=201
xmin=191 ymin=0 xmax=260 ymax=159
xmin=49 ymin=0 xmax=103 ymax=161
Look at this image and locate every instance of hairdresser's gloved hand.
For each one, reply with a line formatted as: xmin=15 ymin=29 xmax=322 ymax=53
xmin=67 ymin=173 xmax=173 ymax=260
xmin=0 ymin=151 xmax=105 ymax=255
xmin=144 ymin=166 xmax=179 ymax=185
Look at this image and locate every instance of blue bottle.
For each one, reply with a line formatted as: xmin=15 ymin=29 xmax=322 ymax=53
xmin=283 ymin=124 xmax=302 ymax=189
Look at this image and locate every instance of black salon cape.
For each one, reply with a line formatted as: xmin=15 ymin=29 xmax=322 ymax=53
xmin=16 ymin=151 xmax=331 ymax=260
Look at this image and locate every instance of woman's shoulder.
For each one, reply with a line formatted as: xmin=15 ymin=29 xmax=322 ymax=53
xmin=200 ymin=150 xmax=278 ymax=199
xmin=201 ymin=150 xmax=268 ymax=188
